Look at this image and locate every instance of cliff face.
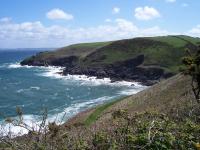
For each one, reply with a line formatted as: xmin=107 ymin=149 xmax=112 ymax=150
xmin=62 ymin=55 xmax=172 ymax=85
xmin=20 ymin=35 xmax=200 ymax=85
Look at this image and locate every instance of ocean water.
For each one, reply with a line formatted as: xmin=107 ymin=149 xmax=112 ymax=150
xmin=0 ymin=49 xmax=146 ymax=135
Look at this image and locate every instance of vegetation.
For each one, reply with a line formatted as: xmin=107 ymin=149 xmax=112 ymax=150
xmin=84 ymin=97 xmax=128 ymax=126
xmin=34 ymin=41 xmax=112 ymax=59
xmin=83 ymin=35 xmax=200 ymax=73
xmin=1 ymin=107 xmax=200 ymax=149
xmin=182 ymin=46 xmax=200 ymax=103
xmin=91 ymin=111 xmax=200 ymax=149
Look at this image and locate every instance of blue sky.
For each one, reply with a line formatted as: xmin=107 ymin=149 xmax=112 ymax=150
xmin=0 ymin=0 xmax=199 ymax=48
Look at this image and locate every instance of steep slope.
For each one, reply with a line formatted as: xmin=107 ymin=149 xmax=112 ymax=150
xmin=67 ymin=74 xmax=199 ymax=149
xmin=67 ymin=74 xmax=196 ymax=127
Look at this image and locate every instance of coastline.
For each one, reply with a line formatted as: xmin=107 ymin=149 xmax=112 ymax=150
xmin=12 ymin=61 xmax=148 ymax=87
xmin=0 ymin=62 xmax=147 ymax=136
xmin=20 ymin=62 xmax=161 ymax=86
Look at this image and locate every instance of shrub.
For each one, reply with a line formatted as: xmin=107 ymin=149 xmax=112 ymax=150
xmin=182 ymin=46 xmax=200 ymax=103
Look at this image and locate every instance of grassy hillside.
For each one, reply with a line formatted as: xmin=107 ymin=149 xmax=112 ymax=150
xmin=146 ymin=35 xmax=200 ymax=47
xmin=33 ymin=41 xmax=112 ymax=60
xmin=67 ymin=74 xmax=196 ymax=126
xmin=64 ymin=74 xmax=200 ymax=149
xmin=83 ymin=35 xmax=200 ymax=73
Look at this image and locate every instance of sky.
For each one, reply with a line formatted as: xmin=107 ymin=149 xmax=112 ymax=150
xmin=0 ymin=0 xmax=199 ymax=48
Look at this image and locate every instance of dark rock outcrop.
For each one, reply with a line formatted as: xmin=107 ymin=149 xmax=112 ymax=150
xmin=20 ymin=52 xmax=173 ymax=85
xmin=62 ymin=54 xmax=173 ymax=85
xmin=21 ymin=55 xmax=79 ymax=67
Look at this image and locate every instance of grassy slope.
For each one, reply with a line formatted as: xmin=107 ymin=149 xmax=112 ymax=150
xmin=57 ymin=74 xmax=199 ymax=149
xmin=68 ymin=74 xmax=195 ymax=127
xmin=33 ymin=41 xmax=112 ymax=60
xmin=84 ymin=97 xmax=129 ymax=126
xmin=83 ymin=35 xmax=200 ymax=73
xmin=103 ymin=74 xmax=192 ymax=116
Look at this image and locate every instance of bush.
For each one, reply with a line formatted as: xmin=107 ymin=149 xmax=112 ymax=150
xmin=182 ymin=46 xmax=200 ymax=103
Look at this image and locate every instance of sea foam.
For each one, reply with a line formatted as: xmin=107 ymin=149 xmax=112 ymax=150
xmin=0 ymin=96 xmax=115 ymax=137
xmin=16 ymin=86 xmax=41 ymax=93
xmin=0 ymin=115 xmax=40 ymax=137
xmin=6 ymin=62 xmax=147 ymax=97
xmin=7 ymin=62 xmax=144 ymax=88
xmin=39 ymin=67 xmax=145 ymax=88
xmin=47 ymin=96 xmax=116 ymax=124
xmin=7 ymin=63 xmax=34 ymax=69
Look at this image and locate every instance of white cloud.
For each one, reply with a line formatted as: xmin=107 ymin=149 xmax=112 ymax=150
xmin=166 ymin=0 xmax=176 ymax=3
xmin=112 ymin=7 xmax=120 ymax=14
xmin=46 ymin=8 xmax=73 ymax=20
xmin=115 ymin=18 xmax=138 ymax=32
xmin=139 ymin=26 xmax=169 ymax=36
xmin=134 ymin=6 xmax=161 ymax=21
xmin=188 ymin=25 xmax=200 ymax=37
xmin=0 ymin=18 xmax=171 ymax=48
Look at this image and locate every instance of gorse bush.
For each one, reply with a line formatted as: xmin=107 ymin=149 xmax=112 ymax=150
xmin=107 ymin=110 xmax=200 ymax=150
xmin=0 ymin=108 xmax=200 ymax=149
xmin=182 ymin=46 xmax=200 ymax=103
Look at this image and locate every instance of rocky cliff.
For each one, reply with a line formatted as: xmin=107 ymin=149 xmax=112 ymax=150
xmin=20 ymin=35 xmax=200 ymax=85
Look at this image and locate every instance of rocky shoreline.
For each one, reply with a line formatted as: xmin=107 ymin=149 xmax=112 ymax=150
xmin=20 ymin=54 xmax=174 ymax=86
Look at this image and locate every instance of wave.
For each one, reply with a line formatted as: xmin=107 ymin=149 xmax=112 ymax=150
xmin=6 ymin=62 xmax=147 ymax=96
xmin=39 ymin=66 xmax=64 ymax=79
xmin=0 ymin=96 xmax=115 ymax=137
xmin=8 ymin=63 xmax=23 ymax=68
xmin=0 ymin=115 xmax=40 ymax=137
xmin=118 ymin=87 xmax=146 ymax=95
xmin=16 ymin=86 xmax=41 ymax=93
xmin=0 ymin=62 xmax=34 ymax=69
xmin=40 ymin=70 xmax=144 ymax=87
xmin=48 ymin=96 xmax=116 ymax=123
xmin=16 ymin=89 xmax=25 ymax=93
xmin=30 ymin=86 xmax=40 ymax=90
xmin=7 ymin=62 xmax=34 ymax=69
xmin=5 ymin=62 xmax=145 ymax=88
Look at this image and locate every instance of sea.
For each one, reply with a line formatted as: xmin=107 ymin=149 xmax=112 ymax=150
xmin=0 ymin=49 xmax=146 ymax=135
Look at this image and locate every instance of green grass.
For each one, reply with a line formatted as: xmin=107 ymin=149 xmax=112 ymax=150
xmin=146 ymin=36 xmax=188 ymax=47
xmin=146 ymin=35 xmax=200 ymax=47
xmin=34 ymin=41 xmax=112 ymax=60
xmin=69 ymin=41 xmax=112 ymax=49
xmin=83 ymin=35 xmax=200 ymax=73
xmin=175 ymin=35 xmax=200 ymax=45
xmin=84 ymin=97 xmax=128 ymax=126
